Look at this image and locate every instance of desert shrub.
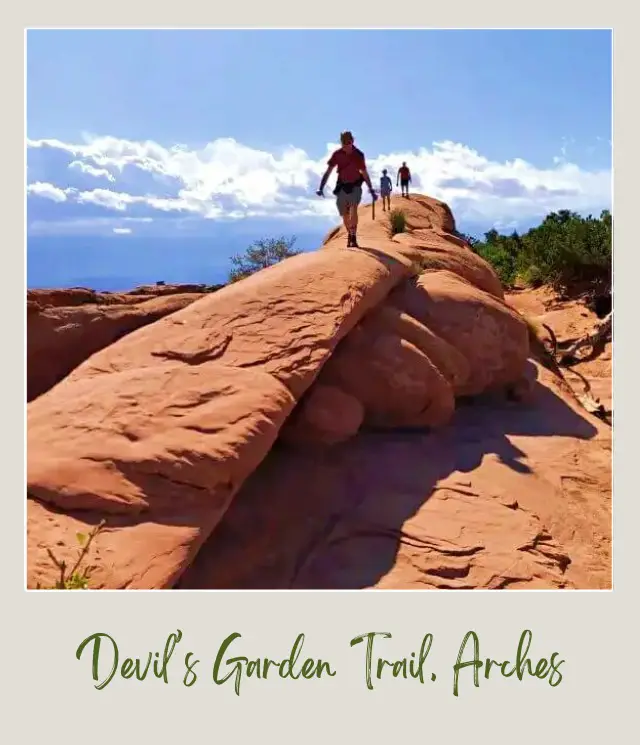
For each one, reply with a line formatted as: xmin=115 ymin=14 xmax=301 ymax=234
xmin=389 ymin=208 xmax=407 ymax=236
xmin=476 ymin=242 xmax=517 ymax=287
xmin=229 ymin=236 xmax=300 ymax=283
xmin=472 ymin=210 xmax=611 ymax=290
xmin=38 ymin=520 xmax=105 ymax=590
xmin=457 ymin=232 xmax=480 ymax=251
xmin=515 ymin=264 xmax=544 ymax=289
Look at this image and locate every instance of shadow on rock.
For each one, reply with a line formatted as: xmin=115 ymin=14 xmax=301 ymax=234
xmin=177 ymin=379 xmax=599 ymax=590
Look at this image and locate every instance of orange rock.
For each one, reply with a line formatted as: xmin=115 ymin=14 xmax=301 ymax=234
xmin=280 ymin=384 xmax=364 ymax=446
xmin=27 ymin=247 xmax=413 ymax=588
xmin=389 ymin=270 xmax=528 ymax=395
xmin=28 ymin=364 xmax=295 ymax=589
xmin=27 ymin=194 xmax=611 ymax=590
xmin=180 ymin=363 xmax=610 ymax=591
xmin=28 ymin=292 xmax=204 ymax=402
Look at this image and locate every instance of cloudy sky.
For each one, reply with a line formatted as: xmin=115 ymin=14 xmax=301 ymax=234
xmin=26 ymin=29 xmax=611 ymax=286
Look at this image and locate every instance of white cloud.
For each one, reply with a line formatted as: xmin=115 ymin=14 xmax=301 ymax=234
xmin=75 ymin=187 xmax=135 ymax=211
xmin=69 ymin=160 xmax=116 ymax=182
xmin=112 ymin=227 xmax=132 ymax=234
xmin=27 ymin=216 xmax=154 ymax=235
xmin=27 ymin=181 xmax=70 ymax=202
xmin=26 ymin=133 xmax=611 ymax=228
xmin=73 ymin=186 xmax=207 ymax=215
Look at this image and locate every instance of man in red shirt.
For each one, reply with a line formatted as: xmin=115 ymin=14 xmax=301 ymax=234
xmin=397 ymin=161 xmax=411 ymax=198
xmin=316 ymin=131 xmax=377 ymax=248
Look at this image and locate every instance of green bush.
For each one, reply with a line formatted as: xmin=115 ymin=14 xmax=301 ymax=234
xmin=472 ymin=210 xmax=611 ymax=290
xmin=476 ymin=241 xmax=517 ymax=287
xmin=229 ymin=236 xmax=300 ymax=283
xmin=515 ymin=264 xmax=544 ymax=288
xmin=389 ymin=208 xmax=407 ymax=236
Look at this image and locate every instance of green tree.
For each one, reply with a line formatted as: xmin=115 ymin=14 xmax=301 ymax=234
xmin=457 ymin=231 xmax=480 ymax=251
xmin=472 ymin=209 xmax=611 ymax=290
xmin=228 ymin=236 xmax=301 ymax=283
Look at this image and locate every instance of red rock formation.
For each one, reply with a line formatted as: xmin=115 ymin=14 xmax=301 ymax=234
xmin=26 ymin=194 xmax=611 ymax=590
xmin=27 ymin=285 xmax=215 ymax=401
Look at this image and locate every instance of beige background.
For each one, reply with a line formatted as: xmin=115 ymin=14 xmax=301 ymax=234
xmin=8 ymin=5 xmax=634 ymax=742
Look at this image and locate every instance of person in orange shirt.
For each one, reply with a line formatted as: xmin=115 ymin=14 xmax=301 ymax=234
xmin=397 ymin=162 xmax=412 ymax=198
xmin=316 ymin=131 xmax=377 ymax=248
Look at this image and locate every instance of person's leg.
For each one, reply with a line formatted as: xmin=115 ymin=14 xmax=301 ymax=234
xmin=336 ymin=192 xmax=352 ymax=245
xmin=349 ymin=187 xmax=362 ymax=247
xmin=349 ymin=204 xmax=358 ymax=239
xmin=344 ymin=205 xmax=353 ymax=232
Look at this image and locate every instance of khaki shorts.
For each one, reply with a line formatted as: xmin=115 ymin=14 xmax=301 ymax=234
xmin=335 ymin=185 xmax=363 ymax=216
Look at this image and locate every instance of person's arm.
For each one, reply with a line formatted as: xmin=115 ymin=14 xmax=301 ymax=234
xmin=357 ymin=152 xmax=375 ymax=195
xmin=360 ymin=165 xmax=375 ymax=195
xmin=317 ymin=163 xmax=335 ymax=195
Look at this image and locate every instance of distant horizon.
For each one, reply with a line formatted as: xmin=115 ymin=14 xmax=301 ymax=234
xmin=26 ymin=200 xmax=613 ymax=292
xmin=26 ymin=29 xmax=612 ymax=290
xmin=26 ymin=230 xmax=329 ymax=291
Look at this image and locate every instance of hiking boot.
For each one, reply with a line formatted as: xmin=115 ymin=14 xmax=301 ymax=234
xmin=351 ymin=233 xmax=359 ymax=248
xmin=347 ymin=233 xmax=354 ymax=247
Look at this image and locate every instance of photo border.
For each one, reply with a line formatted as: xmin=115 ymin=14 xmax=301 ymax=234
xmin=7 ymin=5 xmax=635 ymax=741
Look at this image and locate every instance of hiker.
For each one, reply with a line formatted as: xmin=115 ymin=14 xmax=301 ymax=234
xmin=380 ymin=169 xmax=392 ymax=211
xmin=316 ymin=130 xmax=377 ymax=248
xmin=397 ymin=161 xmax=411 ymax=197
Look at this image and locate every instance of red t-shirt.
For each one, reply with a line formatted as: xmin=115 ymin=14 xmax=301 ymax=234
xmin=328 ymin=147 xmax=366 ymax=184
xmin=399 ymin=166 xmax=411 ymax=181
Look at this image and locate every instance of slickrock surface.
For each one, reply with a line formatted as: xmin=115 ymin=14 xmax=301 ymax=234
xmin=27 ymin=284 xmax=218 ymax=402
xmin=27 ymin=194 xmax=611 ymax=589
xmin=180 ymin=362 xmax=610 ymax=590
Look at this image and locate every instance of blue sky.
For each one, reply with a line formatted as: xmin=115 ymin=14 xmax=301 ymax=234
xmin=26 ymin=29 xmax=612 ymax=287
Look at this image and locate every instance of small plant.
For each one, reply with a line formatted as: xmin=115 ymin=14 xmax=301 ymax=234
xmin=389 ymin=208 xmax=407 ymax=236
xmin=38 ymin=519 xmax=106 ymax=590
xmin=515 ymin=264 xmax=544 ymax=288
xmin=229 ymin=236 xmax=300 ymax=283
